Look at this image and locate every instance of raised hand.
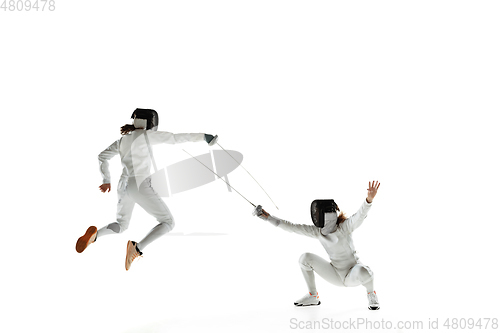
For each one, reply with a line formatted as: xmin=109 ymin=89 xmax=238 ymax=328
xmin=366 ymin=181 xmax=380 ymax=203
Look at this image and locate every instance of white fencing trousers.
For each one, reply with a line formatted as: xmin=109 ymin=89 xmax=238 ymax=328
xmin=299 ymin=252 xmax=374 ymax=294
xmin=96 ymin=176 xmax=174 ymax=251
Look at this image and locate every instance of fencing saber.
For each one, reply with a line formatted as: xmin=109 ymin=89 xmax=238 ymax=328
xmin=182 ymin=149 xmax=257 ymax=208
xmin=216 ymin=142 xmax=279 ymax=210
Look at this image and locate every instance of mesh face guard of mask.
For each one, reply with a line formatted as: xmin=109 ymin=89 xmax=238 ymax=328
xmin=131 ymin=108 xmax=159 ymax=131
xmin=310 ymin=199 xmax=338 ymax=228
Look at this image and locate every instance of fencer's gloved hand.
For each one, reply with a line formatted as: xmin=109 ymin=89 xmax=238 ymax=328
xmin=252 ymin=205 xmax=270 ymax=220
xmin=253 ymin=205 xmax=281 ymax=226
xmin=204 ymin=134 xmax=218 ymax=146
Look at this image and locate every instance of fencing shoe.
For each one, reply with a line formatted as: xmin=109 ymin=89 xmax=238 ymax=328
xmin=367 ymin=291 xmax=380 ymax=310
xmin=125 ymin=240 xmax=143 ymax=271
xmin=76 ymin=226 xmax=97 ymax=253
xmin=294 ymin=292 xmax=320 ymax=306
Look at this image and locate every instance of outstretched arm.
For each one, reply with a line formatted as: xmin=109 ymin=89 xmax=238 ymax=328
xmin=147 ymin=131 xmax=217 ymax=145
xmin=253 ymin=205 xmax=320 ymax=238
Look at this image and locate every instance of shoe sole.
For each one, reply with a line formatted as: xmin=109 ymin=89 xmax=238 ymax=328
xmin=125 ymin=240 xmax=134 ymax=271
xmin=368 ymin=306 xmax=380 ymax=310
xmin=294 ymin=301 xmax=321 ymax=307
xmin=76 ymin=226 xmax=97 ymax=253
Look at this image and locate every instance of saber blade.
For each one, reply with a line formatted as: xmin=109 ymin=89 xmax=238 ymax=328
xmin=182 ymin=149 xmax=256 ymax=208
xmin=217 ymin=142 xmax=279 ymax=210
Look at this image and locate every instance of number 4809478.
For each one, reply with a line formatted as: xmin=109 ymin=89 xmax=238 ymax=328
xmin=1 ymin=0 xmax=56 ymax=11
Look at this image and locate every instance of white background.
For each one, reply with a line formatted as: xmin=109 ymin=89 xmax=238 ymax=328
xmin=1 ymin=1 xmax=499 ymax=332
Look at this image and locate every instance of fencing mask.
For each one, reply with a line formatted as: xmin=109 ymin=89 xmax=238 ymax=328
xmin=311 ymin=199 xmax=339 ymax=234
xmin=131 ymin=108 xmax=159 ymax=131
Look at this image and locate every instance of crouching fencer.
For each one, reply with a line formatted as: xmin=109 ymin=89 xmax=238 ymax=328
xmin=253 ymin=181 xmax=381 ymax=310
xmin=76 ymin=108 xmax=219 ymax=270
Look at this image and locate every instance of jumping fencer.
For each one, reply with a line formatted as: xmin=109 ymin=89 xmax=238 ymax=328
xmin=76 ymin=108 xmax=218 ymax=270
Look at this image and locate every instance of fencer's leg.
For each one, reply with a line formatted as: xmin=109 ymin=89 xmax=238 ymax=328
xmin=136 ymin=220 xmax=174 ymax=251
xmin=299 ymin=252 xmax=345 ymax=290
xmin=356 ymin=266 xmax=379 ymax=309
xmin=96 ymin=223 xmax=121 ymax=237
xmin=344 ymin=265 xmax=375 ymax=291
xmin=133 ymin=178 xmax=175 ymax=252
xmin=77 ymin=185 xmax=134 ymax=253
xmin=301 ymin=270 xmax=317 ymax=294
xmin=361 ymin=267 xmax=375 ymax=293
xmin=363 ymin=279 xmax=375 ymax=293
xmin=96 ymin=223 xmax=122 ymax=238
xmin=295 ymin=258 xmax=321 ymax=307
xmin=299 ymin=253 xmax=318 ymax=295
xmin=344 ymin=265 xmax=374 ymax=290
xmin=96 ymin=185 xmax=135 ymax=239
xmin=344 ymin=265 xmax=379 ymax=310
xmin=296 ymin=253 xmax=344 ymax=306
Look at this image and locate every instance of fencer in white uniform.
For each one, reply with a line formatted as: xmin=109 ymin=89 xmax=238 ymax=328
xmin=254 ymin=181 xmax=381 ymax=310
xmin=76 ymin=108 xmax=218 ymax=270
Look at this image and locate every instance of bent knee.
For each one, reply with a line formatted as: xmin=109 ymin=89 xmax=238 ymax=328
xmin=108 ymin=222 xmax=128 ymax=233
xmin=359 ymin=266 xmax=374 ymax=284
xmin=157 ymin=220 xmax=174 ymax=234
xmin=164 ymin=220 xmax=175 ymax=232
xmin=158 ymin=216 xmax=174 ymax=229
xmin=299 ymin=252 xmax=315 ymax=271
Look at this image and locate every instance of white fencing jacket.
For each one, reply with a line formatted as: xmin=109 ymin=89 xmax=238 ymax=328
xmin=98 ymin=129 xmax=205 ymax=187
xmin=269 ymin=200 xmax=373 ymax=280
